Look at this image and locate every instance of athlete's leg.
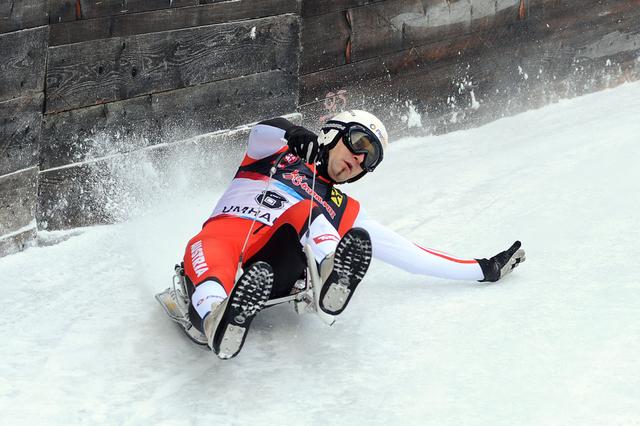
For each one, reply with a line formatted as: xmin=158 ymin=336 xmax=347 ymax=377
xmin=303 ymin=214 xmax=342 ymax=264
xmin=183 ymin=217 xmax=253 ymax=331
xmin=244 ymin=200 xmax=343 ymax=297
xmin=243 ymin=199 xmax=370 ymax=315
xmin=244 ymin=223 xmax=306 ymax=298
xmin=244 ymin=200 xmax=314 ymax=298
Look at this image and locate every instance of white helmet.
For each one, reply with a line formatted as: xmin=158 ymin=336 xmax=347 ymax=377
xmin=318 ymin=110 xmax=389 ymax=182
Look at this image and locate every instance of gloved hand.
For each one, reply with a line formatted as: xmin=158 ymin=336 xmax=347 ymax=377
xmin=476 ymin=241 xmax=526 ymax=282
xmin=285 ymin=125 xmax=321 ymax=163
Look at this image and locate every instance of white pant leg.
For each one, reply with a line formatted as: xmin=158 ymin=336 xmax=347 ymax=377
xmin=191 ymin=280 xmax=228 ymax=319
xmin=301 ymin=214 xmax=340 ymax=264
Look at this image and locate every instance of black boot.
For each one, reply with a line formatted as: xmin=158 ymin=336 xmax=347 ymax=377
xmin=204 ymin=261 xmax=274 ymax=359
xmin=318 ymin=228 xmax=372 ymax=315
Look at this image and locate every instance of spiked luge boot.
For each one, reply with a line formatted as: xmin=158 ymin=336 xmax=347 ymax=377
xmin=319 ymin=227 xmax=372 ymax=315
xmin=205 ymin=261 xmax=274 ymax=359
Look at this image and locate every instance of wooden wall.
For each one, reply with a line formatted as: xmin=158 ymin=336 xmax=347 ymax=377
xmin=1 ymin=0 xmax=640 ymax=256
xmin=299 ymin=0 xmax=640 ymax=134
xmin=0 ymin=0 xmax=300 ymax=255
xmin=0 ymin=2 xmax=48 ymax=254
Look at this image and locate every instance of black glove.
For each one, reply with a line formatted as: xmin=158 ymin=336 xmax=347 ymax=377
xmin=477 ymin=241 xmax=526 ymax=282
xmin=285 ymin=125 xmax=320 ymax=163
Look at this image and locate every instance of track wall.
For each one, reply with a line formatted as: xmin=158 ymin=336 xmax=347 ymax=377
xmin=1 ymin=0 xmax=639 ymax=255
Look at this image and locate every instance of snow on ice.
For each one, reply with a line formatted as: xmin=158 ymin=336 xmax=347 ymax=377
xmin=1 ymin=82 xmax=639 ymax=425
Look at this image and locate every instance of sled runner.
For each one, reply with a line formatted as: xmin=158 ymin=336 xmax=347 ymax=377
xmin=155 ymin=243 xmax=336 ymax=347
xmin=155 ymin=266 xmax=208 ymax=346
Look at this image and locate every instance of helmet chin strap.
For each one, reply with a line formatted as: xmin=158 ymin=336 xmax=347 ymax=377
xmin=315 ymin=148 xmax=333 ymax=183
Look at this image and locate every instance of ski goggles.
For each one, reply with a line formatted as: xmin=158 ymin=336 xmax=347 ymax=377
xmin=325 ymin=122 xmax=384 ymax=172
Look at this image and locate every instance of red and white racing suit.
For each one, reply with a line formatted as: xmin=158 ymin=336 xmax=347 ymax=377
xmin=183 ymin=118 xmax=484 ymax=324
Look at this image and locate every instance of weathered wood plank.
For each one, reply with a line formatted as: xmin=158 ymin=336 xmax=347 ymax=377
xmin=302 ymin=0 xmax=640 ymax=102
xmin=45 ymin=15 xmax=299 ymax=113
xmin=527 ymin=0 xmax=640 ymax=42
xmin=304 ymin=0 xmax=486 ymax=74
xmin=300 ymin=21 xmax=517 ymax=104
xmin=48 ymin=0 xmax=197 ymax=23
xmin=527 ymin=0 xmax=640 ymax=26
xmin=41 ymin=69 xmax=298 ymax=170
xmin=520 ymin=0 xmax=640 ymax=68
xmin=300 ymin=0 xmax=640 ymax=137
xmin=302 ymin=0 xmax=387 ymax=17
xmin=300 ymin=48 xmax=478 ymax=133
xmin=349 ymin=0 xmax=424 ymax=62
xmin=0 ymin=94 xmax=43 ymax=176
xmin=470 ymin=0 xmax=524 ymax=33
xmin=150 ymin=70 xmax=299 ymax=141
xmin=49 ymin=0 xmax=299 ymax=46
xmin=48 ymin=0 xmax=76 ymax=23
xmin=78 ymin=0 xmax=197 ymax=19
xmin=37 ymin=125 xmax=255 ymax=230
xmin=299 ymin=47 xmax=528 ymax=136
xmin=38 ymin=161 xmax=115 ymax=230
xmin=0 ymin=227 xmax=37 ymax=257
xmin=0 ymin=0 xmax=48 ymax=33
xmin=344 ymin=0 xmax=522 ymax=64
xmin=41 ymin=95 xmax=158 ymax=170
xmin=0 ymin=26 xmax=48 ymax=102
xmin=303 ymin=0 xmax=516 ymax=71
xmin=402 ymin=0 xmax=522 ymax=41
xmin=301 ymin=11 xmax=351 ymax=74
xmin=0 ymin=167 xmax=38 ymax=236
xmin=304 ymin=0 xmax=500 ymax=74
xmin=301 ymin=55 xmax=386 ymax=106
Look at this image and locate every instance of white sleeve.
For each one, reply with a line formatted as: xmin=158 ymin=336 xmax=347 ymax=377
xmin=246 ymin=123 xmax=287 ymax=160
xmin=353 ymin=210 xmax=484 ymax=281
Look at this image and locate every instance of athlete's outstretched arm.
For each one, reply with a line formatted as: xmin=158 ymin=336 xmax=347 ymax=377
xmin=353 ymin=212 xmax=525 ymax=282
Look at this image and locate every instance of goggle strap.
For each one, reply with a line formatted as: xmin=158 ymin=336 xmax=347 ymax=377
xmin=323 ymin=120 xmax=348 ymax=130
xmin=322 ymin=120 xmax=384 ymax=172
xmin=322 ymin=122 xmax=348 ymax=135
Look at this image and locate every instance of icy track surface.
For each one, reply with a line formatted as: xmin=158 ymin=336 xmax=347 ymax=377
xmin=2 ymin=83 xmax=640 ymax=425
